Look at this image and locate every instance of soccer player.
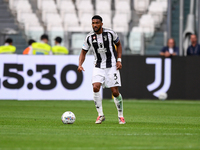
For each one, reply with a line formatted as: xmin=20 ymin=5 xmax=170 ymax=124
xmin=77 ymin=15 xmax=125 ymax=124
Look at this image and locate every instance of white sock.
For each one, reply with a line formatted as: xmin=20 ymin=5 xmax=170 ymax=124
xmin=114 ymin=94 xmax=123 ymax=117
xmin=93 ymin=92 xmax=104 ymax=116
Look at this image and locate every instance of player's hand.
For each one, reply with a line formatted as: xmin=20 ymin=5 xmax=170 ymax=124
xmin=77 ymin=66 xmax=85 ymax=72
xmin=116 ymin=61 xmax=122 ymax=70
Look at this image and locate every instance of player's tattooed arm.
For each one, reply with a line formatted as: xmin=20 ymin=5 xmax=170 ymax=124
xmin=115 ymin=41 xmax=122 ymax=70
xmin=78 ymin=49 xmax=88 ymax=72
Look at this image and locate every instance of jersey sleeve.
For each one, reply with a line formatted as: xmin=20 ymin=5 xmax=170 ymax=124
xmin=112 ymin=31 xmax=119 ymax=44
xmin=82 ymin=36 xmax=90 ymax=51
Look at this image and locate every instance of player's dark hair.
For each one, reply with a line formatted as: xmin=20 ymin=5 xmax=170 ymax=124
xmin=5 ymin=38 xmax=13 ymax=44
xmin=40 ymin=34 xmax=49 ymax=41
xmin=55 ymin=37 xmax=62 ymax=43
xmin=28 ymin=39 xmax=36 ymax=45
xmin=92 ymin=15 xmax=103 ymax=22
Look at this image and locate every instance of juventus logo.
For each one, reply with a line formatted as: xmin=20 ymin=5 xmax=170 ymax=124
xmin=146 ymin=58 xmax=172 ymax=97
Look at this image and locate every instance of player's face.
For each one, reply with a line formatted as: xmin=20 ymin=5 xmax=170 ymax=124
xmin=92 ymin=19 xmax=103 ymax=33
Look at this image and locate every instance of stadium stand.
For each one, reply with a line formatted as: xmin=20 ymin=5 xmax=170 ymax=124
xmin=58 ymin=0 xmax=82 ymax=34
xmin=133 ymin=0 xmax=150 ymax=14
xmin=58 ymin=0 xmax=76 ymax=13
xmin=157 ymin=0 xmax=168 ymax=13
xmin=113 ymin=13 xmax=129 ymax=33
xmin=129 ymin=27 xmax=144 ymax=54
xmin=71 ymin=33 xmax=87 ymax=54
xmin=38 ymin=0 xmax=64 ymax=46
xmin=138 ymin=14 xmax=155 ymax=39
xmin=115 ymin=0 xmax=131 ymax=21
xmin=63 ymin=13 xmax=81 ymax=32
xmin=77 ymin=0 xmax=94 ymax=32
xmin=95 ymin=0 xmax=112 ymax=29
xmin=148 ymin=1 xmax=164 ymax=28
xmin=9 ymin=0 xmax=44 ymax=43
xmin=0 ymin=0 xmax=171 ymax=55
xmin=131 ymin=0 xmax=168 ymax=55
xmin=96 ymin=0 xmax=111 ymax=15
xmin=79 ymin=12 xmax=94 ymax=32
xmin=0 ymin=0 xmax=27 ymax=53
xmin=113 ymin=0 xmax=131 ymax=33
xmin=171 ymin=0 xmax=190 ymax=47
xmin=9 ymin=0 xmax=32 ymax=14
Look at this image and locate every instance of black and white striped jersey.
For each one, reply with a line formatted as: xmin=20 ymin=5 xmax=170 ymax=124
xmin=82 ymin=28 xmax=119 ymax=68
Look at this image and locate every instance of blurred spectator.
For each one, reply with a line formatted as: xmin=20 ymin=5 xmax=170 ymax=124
xmin=52 ymin=37 xmax=69 ymax=55
xmin=160 ymin=38 xmax=179 ymax=57
xmin=0 ymin=38 xmax=16 ymax=54
xmin=28 ymin=34 xmax=51 ymax=55
xmin=187 ymin=34 xmax=200 ymax=56
xmin=23 ymin=39 xmax=36 ymax=55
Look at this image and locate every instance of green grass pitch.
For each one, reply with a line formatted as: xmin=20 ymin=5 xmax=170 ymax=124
xmin=0 ymin=100 xmax=200 ymax=150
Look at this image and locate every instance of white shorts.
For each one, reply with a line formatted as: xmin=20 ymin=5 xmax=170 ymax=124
xmin=92 ymin=66 xmax=121 ymax=88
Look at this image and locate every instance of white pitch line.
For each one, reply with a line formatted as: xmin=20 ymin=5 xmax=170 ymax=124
xmin=0 ymin=132 xmax=198 ymax=136
xmin=0 ymin=146 xmax=198 ymax=150
xmin=109 ymin=133 xmax=198 ymax=136
xmin=124 ymin=100 xmax=200 ymax=105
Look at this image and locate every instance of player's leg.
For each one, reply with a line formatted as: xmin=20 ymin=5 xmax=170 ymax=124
xmin=110 ymin=87 xmax=125 ymax=124
xmin=93 ymin=83 xmax=105 ymax=124
xmin=111 ymin=87 xmax=123 ymax=117
xmin=106 ymin=66 xmax=125 ymax=124
xmin=92 ymin=67 xmax=105 ymax=124
xmin=93 ymin=82 xmax=103 ymax=116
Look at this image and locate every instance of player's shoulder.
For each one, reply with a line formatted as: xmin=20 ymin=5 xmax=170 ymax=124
xmin=103 ymin=28 xmax=117 ymax=34
xmin=85 ymin=30 xmax=95 ymax=38
xmin=103 ymin=28 xmax=118 ymax=37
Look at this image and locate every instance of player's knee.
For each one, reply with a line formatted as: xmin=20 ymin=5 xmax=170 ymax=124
xmin=93 ymin=85 xmax=100 ymax=92
xmin=112 ymin=90 xmax=119 ymax=97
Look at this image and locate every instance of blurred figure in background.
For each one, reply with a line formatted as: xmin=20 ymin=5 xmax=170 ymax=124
xmin=160 ymin=38 xmax=179 ymax=57
xmin=28 ymin=34 xmax=51 ymax=55
xmin=52 ymin=37 xmax=69 ymax=55
xmin=23 ymin=39 xmax=36 ymax=55
xmin=187 ymin=34 xmax=200 ymax=56
xmin=0 ymin=38 xmax=16 ymax=54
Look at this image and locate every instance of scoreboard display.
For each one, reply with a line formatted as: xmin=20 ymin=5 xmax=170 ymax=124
xmin=0 ymin=55 xmax=94 ymax=100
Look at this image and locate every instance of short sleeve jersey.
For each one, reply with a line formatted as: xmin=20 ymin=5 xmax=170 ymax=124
xmin=82 ymin=28 xmax=119 ymax=68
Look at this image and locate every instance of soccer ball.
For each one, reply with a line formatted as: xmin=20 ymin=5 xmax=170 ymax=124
xmin=158 ymin=92 xmax=168 ymax=100
xmin=61 ymin=111 xmax=76 ymax=124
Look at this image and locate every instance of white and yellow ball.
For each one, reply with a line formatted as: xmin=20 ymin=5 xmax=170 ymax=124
xmin=61 ymin=111 xmax=76 ymax=124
